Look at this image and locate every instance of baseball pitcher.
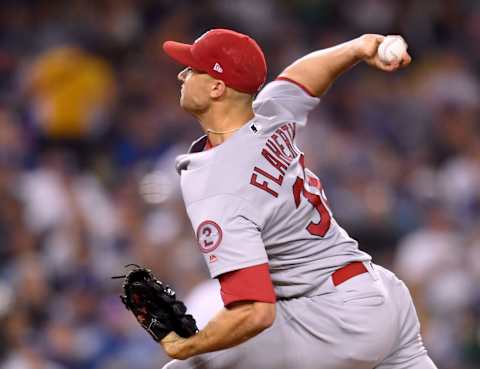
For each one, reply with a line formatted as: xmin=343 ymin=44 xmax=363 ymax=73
xmin=153 ymin=29 xmax=437 ymax=369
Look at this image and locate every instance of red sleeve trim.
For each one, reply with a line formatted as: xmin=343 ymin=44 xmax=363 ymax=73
xmin=218 ymin=263 xmax=276 ymax=307
xmin=275 ymin=76 xmax=317 ymax=97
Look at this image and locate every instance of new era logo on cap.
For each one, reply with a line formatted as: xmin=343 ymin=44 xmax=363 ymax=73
xmin=213 ymin=62 xmax=223 ymax=73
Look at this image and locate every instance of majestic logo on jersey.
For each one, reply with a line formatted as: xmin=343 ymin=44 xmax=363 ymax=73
xmin=196 ymin=220 xmax=223 ymax=253
xmin=250 ymin=123 xmax=259 ymax=133
xmin=250 ymin=122 xmax=299 ymax=197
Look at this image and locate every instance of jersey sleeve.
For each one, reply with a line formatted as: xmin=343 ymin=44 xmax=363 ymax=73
xmin=253 ymin=78 xmax=320 ymax=126
xmin=186 ymin=194 xmax=268 ymax=278
xmin=218 ymin=263 xmax=276 ymax=306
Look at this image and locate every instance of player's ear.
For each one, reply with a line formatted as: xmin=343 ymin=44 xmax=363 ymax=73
xmin=210 ymin=79 xmax=227 ymax=99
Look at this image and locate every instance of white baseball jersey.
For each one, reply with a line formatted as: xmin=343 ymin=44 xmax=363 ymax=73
xmin=167 ymin=80 xmax=436 ymax=369
xmin=176 ymin=80 xmax=371 ymax=299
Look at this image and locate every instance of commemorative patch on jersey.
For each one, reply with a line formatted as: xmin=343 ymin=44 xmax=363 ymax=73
xmin=196 ymin=220 xmax=222 ymax=253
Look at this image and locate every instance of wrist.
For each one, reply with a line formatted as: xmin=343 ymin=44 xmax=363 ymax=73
xmin=173 ymin=344 xmax=194 ymax=360
xmin=352 ymin=35 xmax=369 ymax=60
xmin=178 ymin=336 xmax=199 ymax=359
xmin=161 ymin=332 xmax=197 ymax=360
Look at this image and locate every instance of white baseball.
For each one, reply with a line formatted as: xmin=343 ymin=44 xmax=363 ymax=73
xmin=378 ymin=35 xmax=407 ymax=64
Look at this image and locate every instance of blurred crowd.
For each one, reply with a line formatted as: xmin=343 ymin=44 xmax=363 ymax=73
xmin=0 ymin=0 xmax=479 ymax=368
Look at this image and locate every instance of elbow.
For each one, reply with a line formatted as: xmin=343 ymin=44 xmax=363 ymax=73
xmin=251 ymin=302 xmax=276 ymax=332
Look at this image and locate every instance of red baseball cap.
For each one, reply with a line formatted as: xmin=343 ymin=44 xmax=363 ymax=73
xmin=163 ymin=29 xmax=267 ymax=94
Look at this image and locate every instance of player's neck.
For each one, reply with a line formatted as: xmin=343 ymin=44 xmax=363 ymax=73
xmin=198 ymin=104 xmax=254 ymax=146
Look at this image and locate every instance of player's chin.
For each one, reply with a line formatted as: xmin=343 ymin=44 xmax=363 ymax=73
xmin=179 ymin=98 xmax=195 ymax=113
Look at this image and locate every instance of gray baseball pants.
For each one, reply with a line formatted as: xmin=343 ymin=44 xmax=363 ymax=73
xmin=163 ymin=264 xmax=438 ymax=369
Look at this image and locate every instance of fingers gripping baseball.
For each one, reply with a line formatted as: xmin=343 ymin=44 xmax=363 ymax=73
xmin=358 ymin=34 xmax=412 ymax=72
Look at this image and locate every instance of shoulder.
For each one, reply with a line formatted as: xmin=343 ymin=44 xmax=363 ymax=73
xmin=255 ymin=78 xmax=317 ymax=102
xmin=253 ymin=79 xmax=320 ymax=124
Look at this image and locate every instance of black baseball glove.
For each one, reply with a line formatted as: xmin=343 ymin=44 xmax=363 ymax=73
xmin=113 ymin=264 xmax=198 ymax=342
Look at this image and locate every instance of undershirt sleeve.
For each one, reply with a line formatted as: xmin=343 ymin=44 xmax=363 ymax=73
xmin=218 ymin=263 xmax=276 ymax=307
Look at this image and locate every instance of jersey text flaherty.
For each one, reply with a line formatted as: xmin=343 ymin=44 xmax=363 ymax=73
xmin=250 ymin=123 xmax=299 ymax=197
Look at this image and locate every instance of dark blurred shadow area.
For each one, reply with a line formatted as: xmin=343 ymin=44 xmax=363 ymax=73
xmin=0 ymin=1 xmax=479 ymax=368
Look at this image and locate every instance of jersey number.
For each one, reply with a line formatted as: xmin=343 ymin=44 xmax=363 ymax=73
xmin=201 ymin=227 xmax=214 ymax=248
xmin=292 ymin=155 xmax=331 ymax=237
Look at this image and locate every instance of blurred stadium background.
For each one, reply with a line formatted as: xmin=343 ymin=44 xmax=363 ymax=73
xmin=0 ymin=0 xmax=479 ymax=368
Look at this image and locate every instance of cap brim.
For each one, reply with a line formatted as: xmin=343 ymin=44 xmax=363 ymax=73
xmin=163 ymin=41 xmax=202 ymax=70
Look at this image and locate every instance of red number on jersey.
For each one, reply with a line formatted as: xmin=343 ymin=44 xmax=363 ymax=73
xmin=292 ymin=155 xmax=331 ymax=237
